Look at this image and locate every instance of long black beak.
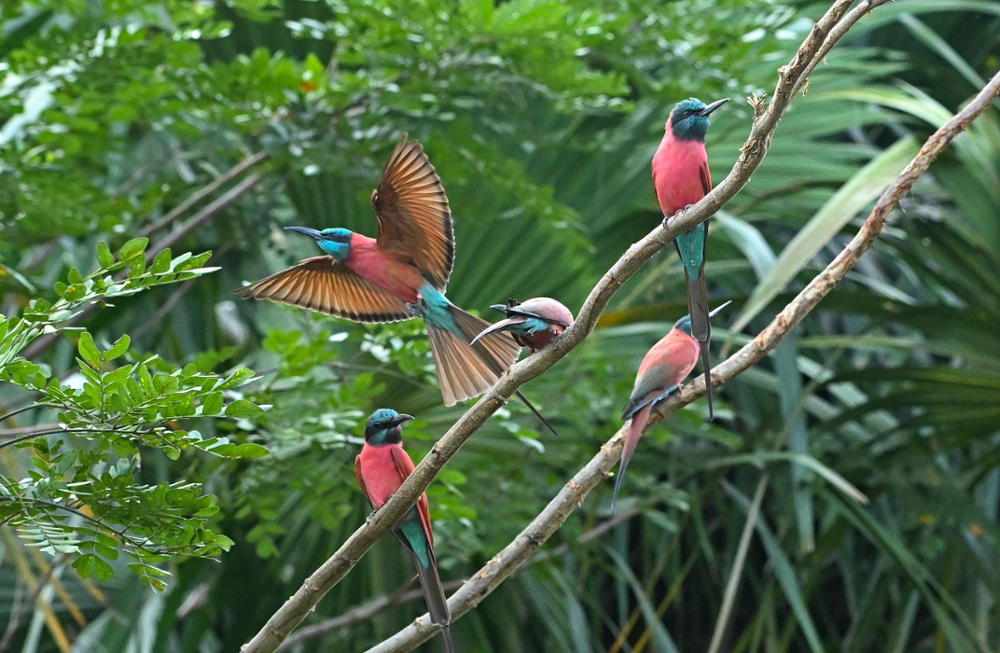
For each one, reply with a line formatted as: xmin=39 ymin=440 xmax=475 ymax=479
xmin=285 ymin=226 xmax=324 ymax=240
xmin=708 ymin=300 xmax=732 ymax=319
xmin=490 ymin=304 xmax=511 ymax=315
xmin=389 ymin=413 xmax=415 ymax=427
xmin=699 ymin=98 xmax=730 ymax=117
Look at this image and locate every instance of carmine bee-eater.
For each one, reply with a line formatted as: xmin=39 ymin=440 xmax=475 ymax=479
xmin=653 ymin=97 xmax=729 ymax=420
xmin=472 ymin=297 xmax=574 ymax=354
xmin=236 ymin=134 xmax=520 ymax=407
xmin=612 ymin=302 xmax=730 ymax=511
xmin=355 ymin=409 xmax=455 ymax=653
xmin=471 ymin=297 xmax=575 ymax=436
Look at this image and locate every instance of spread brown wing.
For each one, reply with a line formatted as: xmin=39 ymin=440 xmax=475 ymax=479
xmin=235 ymin=256 xmax=412 ymax=323
xmin=390 ymin=446 xmax=434 ymax=545
xmin=370 ymin=134 xmax=454 ymax=291
xmin=700 ymin=159 xmax=712 ymax=197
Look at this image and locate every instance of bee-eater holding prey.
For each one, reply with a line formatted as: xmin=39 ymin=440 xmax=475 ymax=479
xmin=472 ymin=297 xmax=574 ymax=354
xmin=355 ymin=409 xmax=455 ymax=653
xmin=612 ymin=302 xmax=730 ymax=511
xmin=236 ymin=134 xmax=520 ymax=406
xmin=470 ymin=297 xmax=574 ymax=436
xmin=653 ymin=97 xmax=729 ymax=419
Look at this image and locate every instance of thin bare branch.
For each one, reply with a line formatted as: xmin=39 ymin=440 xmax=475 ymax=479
xmin=21 ymin=173 xmax=266 ymax=361
xmin=137 ymin=151 xmax=269 ymax=239
xmin=0 ymin=423 xmax=60 ymax=439
xmin=275 ymin=580 xmax=464 ymax=652
xmin=361 ymin=66 xmax=1000 ymax=653
xmin=145 ymin=173 xmax=264 ymax=260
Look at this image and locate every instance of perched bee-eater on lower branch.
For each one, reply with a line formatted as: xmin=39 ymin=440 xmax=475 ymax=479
xmin=653 ymin=97 xmax=729 ymax=419
xmin=355 ymin=409 xmax=455 ymax=653
xmin=473 ymin=297 xmax=574 ymax=354
xmin=612 ymin=301 xmax=731 ymax=512
xmin=235 ymin=133 xmax=519 ymax=407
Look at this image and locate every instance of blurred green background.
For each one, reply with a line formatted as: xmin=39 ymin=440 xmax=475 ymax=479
xmin=1 ymin=0 xmax=999 ymax=651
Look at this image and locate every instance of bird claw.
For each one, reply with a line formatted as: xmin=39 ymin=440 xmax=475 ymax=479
xmin=662 ymin=204 xmax=697 ymax=230
xmin=407 ymin=298 xmax=428 ymax=318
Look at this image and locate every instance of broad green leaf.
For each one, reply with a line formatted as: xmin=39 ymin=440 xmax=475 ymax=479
xmin=96 ymin=241 xmax=115 ymax=268
xmin=93 ymin=556 xmax=115 ymax=582
xmin=775 ymin=336 xmax=814 ymax=553
xmin=105 ymin=334 xmax=130 ymax=360
xmin=731 ymin=136 xmax=919 ymax=333
xmin=73 ymin=553 xmax=95 ymax=579
xmin=150 ymin=248 xmax=172 ymax=274
xmin=232 ymin=443 xmax=269 ymax=458
xmin=77 ymin=332 xmax=102 ymax=369
xmin=225 ymin=399 xmax=265 ymax=419
xmin=201 ymin=391 xmax=224 ymax=416
xmin=119 ymin=237 xmax=149 ymax=262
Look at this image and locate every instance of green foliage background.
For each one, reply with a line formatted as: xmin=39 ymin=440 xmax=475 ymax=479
xmin=1 ymin=0 xmax=999 ymax=651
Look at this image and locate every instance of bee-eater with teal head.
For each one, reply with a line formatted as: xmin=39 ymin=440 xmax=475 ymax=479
xmin=653 ymin=97 xmax=729 ymax=420
xmin=612 ymin=302 xmax=730 ymax=511
xmin=472 ymin=297 xmax=574 ymax=354
xmin=237 ymin=134 xmax=520 ymax=407
xmin=355 ymin=409 xmax=455 ymax=653
xmin=470 ymin=297 xmax=575 ymax=436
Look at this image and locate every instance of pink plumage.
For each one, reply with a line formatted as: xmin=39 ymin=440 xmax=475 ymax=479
xmin=343 ymin=233 xmax=425 ymax=304
xmin=612 ymin=323 xmax=700 ymax=512
xmin=652 ymin=129 xmax=711 ymax=216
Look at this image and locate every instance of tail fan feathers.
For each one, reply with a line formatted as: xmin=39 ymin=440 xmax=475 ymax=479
xmin=425 ymin=323 xmax=494 ymax=406
xmin=449 ymin=306 xmax=520 ymax=375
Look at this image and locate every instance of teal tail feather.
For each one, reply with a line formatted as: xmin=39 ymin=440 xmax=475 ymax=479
xmin=674 ymin=225 xmax=715 ymax=420
xmin=395 ymin=521 xmax=455 ymax=653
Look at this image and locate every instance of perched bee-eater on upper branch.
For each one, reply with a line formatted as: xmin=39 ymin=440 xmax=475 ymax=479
xmin=653 ymin=97 xmax=729 ymax=419
xmin=472 ymin=297 xmax=574 ymax=354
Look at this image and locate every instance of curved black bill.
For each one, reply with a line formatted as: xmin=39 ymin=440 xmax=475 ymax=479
xmin=699 ymin=98 xmax=730 ymax=117
xmin=389 ymin=413 xmax=415 ymax=427
xmin=285 ymin=226 xmax=323 ymax=240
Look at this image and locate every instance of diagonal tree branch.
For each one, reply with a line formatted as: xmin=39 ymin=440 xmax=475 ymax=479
xmin=239 ymin=1 xmax=902 ymax=651
xmin=136 ymin=151 xmax=269 ymax=239
xmin=275 ymin=506 xmax=643 ymax=651
xmin=274 ymin=581 xmax=465 ymax=653
xmin=362 ymin=65 xmax=1000 ymax=653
